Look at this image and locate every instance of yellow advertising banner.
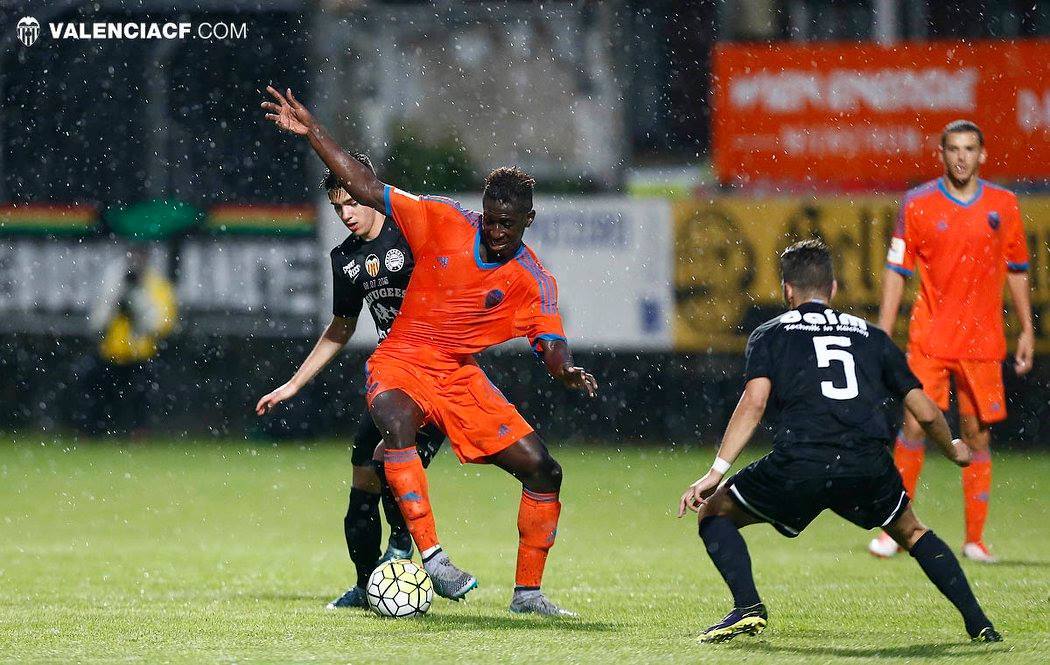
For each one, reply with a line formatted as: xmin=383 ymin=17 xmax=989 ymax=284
xmin=674 ymin=195 xmax=1050 ymax=353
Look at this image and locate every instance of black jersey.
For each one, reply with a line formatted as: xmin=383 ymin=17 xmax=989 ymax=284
xmin=329 ymin=219 xmax=415 ymax=339
xmin=745 ymin=300 xmax=921 ymax=466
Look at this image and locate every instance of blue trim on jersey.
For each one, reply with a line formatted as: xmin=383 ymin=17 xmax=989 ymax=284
xmin=531 ymin=333 xmax=568 ymax=357
xmin=474 ymin=230 xmax=525 ymax=270
xmin=937 ymin=178 xmax=983 ymax=207
xmin=1007 ymin=261 xmax=1029 ymax=272
xmin=981 ymin=178 xmax=1014 ymax=194
xmin=886 ymin=263 xmax=913 ymax=278
xmin=533 ymin=333 xmax=567 ymax=346
xmin=420 ymin=195 xmax=480 ymax=228
xmin=516 ymin=251 xmax=557 ymax=313
xmin=895 ymin=180 xmax=939 ymax=235
xmin=383 ymin=185 xmax=393 ymax=217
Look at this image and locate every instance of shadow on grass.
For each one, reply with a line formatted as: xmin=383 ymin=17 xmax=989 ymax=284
xmin=421 ymin=614 xmax=620 ymax=633
xmin=727 ymin=640 xmax=1006 ymax=659
xmin=251 ymin=592 xmax=331 ymax=602
xmin=247 ymin=594 xmax=620 ymax=632
xmin=991 ymin=559 xmax=1050 ymax=569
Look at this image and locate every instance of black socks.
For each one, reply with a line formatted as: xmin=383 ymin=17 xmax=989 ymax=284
xmin=910 ymin=530 xmax=992 ymax=637
xmin=378 ymin=469 xmax=413 ymax=552
xmin=344 ymin=488 xmax=382 ymax=589
xmin=699 ymin=515 xmax=762 ymax=609
xmin=698 ymin=517 xmax=993 ymax=637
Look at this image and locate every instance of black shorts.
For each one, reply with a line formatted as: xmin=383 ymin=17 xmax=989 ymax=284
xmin=725 ymin=449 xmax=909 ymax=538
xmin=350 ymin=409 xmax=445 ymax=468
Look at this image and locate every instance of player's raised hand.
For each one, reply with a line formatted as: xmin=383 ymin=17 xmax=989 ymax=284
xmin=261 ymin=86 xmax=314 ymax=136
xmin=560 ymin=365 xmax=598 ymax=397
xmin=677 ymin=472 xmax=721 ymax=517
xmin=1015 ymin=329 xmax=1035 ymax=376
xmin=255 ymin=382 xmax=300 ymax=415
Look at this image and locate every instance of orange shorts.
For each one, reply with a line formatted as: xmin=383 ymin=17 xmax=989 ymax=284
xmin=907 ymin=349 xmax=1006 ymax=424
xmin=365 ymin=350 xmax=533 ymax=464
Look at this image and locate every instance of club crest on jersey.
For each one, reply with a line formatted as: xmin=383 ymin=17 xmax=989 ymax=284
xmin=343 ymin=260 xmax=360 ymax=280
xmin=17 ymin=17 xmax=40 ymax=46
xmin=385 ymin=248 xmax=405 ymax=272
xmin=485 ymin=289 xmax=505 ymax=309
xmin=365 ymin=254 xmax=381 ymax=278
xmin=988 ymin=211 xmax=1000 ymax=230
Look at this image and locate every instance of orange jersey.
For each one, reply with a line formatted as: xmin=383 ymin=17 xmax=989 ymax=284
xmin=886 ymin=178 xmax=1029 ymax=361
xmin=379 ymin=186 xmax=566 ymax=358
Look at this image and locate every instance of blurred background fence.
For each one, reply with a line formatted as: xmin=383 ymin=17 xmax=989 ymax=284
xmin=2 ymin=0 xmax=1049 ymax=444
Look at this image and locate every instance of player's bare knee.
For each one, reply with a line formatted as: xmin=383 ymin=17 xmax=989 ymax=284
xmin=699 ymin=487 xmax=734 ymax=522
xmin=519 ymin=451 xmax=561 ymax=493
xmin=369 ymin=396 xmax=419 ymax=450
xmin=351 ymin=464 xmax=381 ymax=493
xmin=897 ymin=524 xmax=928 ymax=551
xmin=540 ymin=456 xmax=563 ymax=491
xmin=960 ymin=419 xmax=981 ymax=443
xmin=887 ymin=507 xmax=927 ymax=550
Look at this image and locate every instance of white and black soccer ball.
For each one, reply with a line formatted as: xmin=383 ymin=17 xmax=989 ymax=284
xmin=366 ymin=559 xmax=433 ymax=618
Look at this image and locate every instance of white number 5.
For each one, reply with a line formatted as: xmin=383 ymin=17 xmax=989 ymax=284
xmin=813 ymin=336 xmax=859 ymax=400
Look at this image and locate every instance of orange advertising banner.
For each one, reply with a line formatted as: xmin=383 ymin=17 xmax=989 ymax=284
xmin=713 ymin=39 xmax=1050 ymax=186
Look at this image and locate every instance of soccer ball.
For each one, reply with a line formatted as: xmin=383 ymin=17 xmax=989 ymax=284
xmin=365 ymin=559 xmax=433 ymax=618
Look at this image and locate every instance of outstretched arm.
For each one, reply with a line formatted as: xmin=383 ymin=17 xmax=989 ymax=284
xmin=539 ymin=338 xmax=597 ymax=398
xmin=255 ymin=316 xmax=356 ymax=415
xmin=261 ymin=86 xmax=386 ymax=211
xmin=678 ymin=378 xmax=771 ymax=516
xmin=903 ymin=388 xmax=970 ymax=467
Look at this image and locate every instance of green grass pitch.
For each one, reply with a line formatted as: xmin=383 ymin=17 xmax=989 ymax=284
xmin=1 ymin=437 xmax=1047 ymax=663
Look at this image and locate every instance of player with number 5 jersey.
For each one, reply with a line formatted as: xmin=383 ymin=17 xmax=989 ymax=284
xmin=677 ymin=240 xmax=1000 ymax=645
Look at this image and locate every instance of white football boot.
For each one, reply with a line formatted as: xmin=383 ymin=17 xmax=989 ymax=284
xmin=868 ymin=531 xmax=902 ymax=558
xmin=962 ymin=541 xmax=999 ymax=564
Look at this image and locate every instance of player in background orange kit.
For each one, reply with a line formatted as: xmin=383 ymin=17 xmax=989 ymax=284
xmin=868 ymin=120 xmax=1034 ymax=563
xmin=262 ymin=86 xmax=597 ymax=616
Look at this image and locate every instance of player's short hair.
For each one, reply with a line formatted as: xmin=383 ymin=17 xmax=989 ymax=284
xmin=780 ymin=238 xmax=834 ymax=295
xmin=322 ymin=151 xmax=375 ymax=192
xmin=483 ymin=166 xmax=535 ymax=213
xmin=940 ymin=120 xmax=984 ymax=147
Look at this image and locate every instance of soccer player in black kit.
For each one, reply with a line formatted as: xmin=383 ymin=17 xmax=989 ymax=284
xmin=256 ymin=153 xmax=444 ymax=609
xmin=678 ymin=239 xmax=1001 ymax=644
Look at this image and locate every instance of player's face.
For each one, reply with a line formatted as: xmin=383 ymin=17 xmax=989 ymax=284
xmin=480 ymin=197 xmax=535 ymax=262
xmin=938 ymin=131 xmax=986 ymax=186
xmin=328 ymin=187 xmax=378 ymax=237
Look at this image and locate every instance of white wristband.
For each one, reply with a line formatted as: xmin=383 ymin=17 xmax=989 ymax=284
xmin=711 ymin=457 xmax=731 ymax=475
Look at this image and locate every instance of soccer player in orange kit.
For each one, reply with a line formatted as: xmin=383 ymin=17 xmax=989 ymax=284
xmin=868 ymin=121 xmax=1034 ymax=563
xmin=263 ymin=86 xmax=597 ymax=616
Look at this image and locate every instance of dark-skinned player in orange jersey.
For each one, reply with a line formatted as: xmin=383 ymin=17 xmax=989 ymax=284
xmin=262 ymin=86 xmax=597 ymax=617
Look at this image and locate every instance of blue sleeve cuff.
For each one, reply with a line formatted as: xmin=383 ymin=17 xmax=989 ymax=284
xmin=1007 ymin=261 xmax=1029 ymax=272
xmin=531 ymin=333 xmax=568 ymax=357
xmin=383 ymin=185 xmax=393 ymax=218
xmin=885 ymin=263 xmax=913 ymax=278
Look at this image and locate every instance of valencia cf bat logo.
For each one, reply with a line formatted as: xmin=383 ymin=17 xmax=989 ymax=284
xmin=988 ymin=212 xmax=1000 ymax=230
xmin=365 ymin=254 xmax=381 ymax=278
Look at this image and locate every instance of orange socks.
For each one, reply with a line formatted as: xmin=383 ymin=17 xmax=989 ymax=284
xmin=383 ymin=447 xmax=439 ymax=552
xmin=894 ymin=430 xmax=992 ymax=544
xmin=515 ymin=489 xmax=561 ymax=589
xmin=893 ymin=432 xmax=926 ymax=499
xmin=962 ymin=452 xmax=992 ymax=544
